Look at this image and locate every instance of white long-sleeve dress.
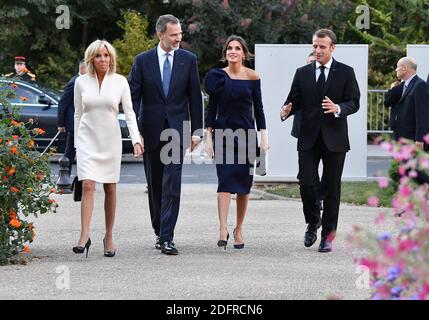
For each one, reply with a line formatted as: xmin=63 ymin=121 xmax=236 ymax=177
xmin=74 ymin=73 xmax=140 ymax=183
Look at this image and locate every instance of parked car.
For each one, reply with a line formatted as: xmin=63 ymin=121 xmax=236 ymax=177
xmin=0 ymin=78 xmax=134 ymax=153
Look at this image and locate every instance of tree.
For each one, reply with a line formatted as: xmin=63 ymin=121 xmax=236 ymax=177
xmin=113 ymin=11 xmax=158 ymax=77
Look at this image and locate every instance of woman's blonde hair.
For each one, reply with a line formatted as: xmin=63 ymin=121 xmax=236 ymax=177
xmin=84 ymin=39 xmax=116 ymax=76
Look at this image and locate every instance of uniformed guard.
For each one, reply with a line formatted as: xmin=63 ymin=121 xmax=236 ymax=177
xmin=4 ymin=56 xmax=36 ymax=82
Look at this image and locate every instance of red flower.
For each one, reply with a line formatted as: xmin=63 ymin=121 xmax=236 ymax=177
xmin=9 ymin=219 xmax=21 ymax=228
xmin=9 ymin=209 xmax=17 ymax=220
xmin=10 ymin=187 xmax=19 ymax=193
xmin=22 ymin=246 xmax=31 ymax=253
xmin=34 ymin=128 xmax=46 ymax=135
xmin=10 ymin=146 xmax=18 ymax=154
xmin=8 ymin=167 xmax=16 ymax=176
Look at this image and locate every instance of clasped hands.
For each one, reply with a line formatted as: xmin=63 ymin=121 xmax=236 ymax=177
xmin=204 ymin=129 xmax=270 ymax=159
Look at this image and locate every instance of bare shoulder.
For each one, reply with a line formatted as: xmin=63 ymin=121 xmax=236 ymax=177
xmin=245 ymin=68 xmax=260 ymax=81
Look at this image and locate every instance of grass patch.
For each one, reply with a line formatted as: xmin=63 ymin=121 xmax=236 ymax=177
xmin=266 ymin=182 xmax=395 ymax=207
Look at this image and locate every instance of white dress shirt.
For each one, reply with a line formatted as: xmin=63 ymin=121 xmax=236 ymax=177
xmin=157 ymin=44 xmax=175 ymax=81
xmin=316 ymin=58 xmax=341 ymax=117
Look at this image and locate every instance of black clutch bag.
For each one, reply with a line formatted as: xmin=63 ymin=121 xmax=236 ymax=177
xmin=72 ymin=176 xmax=83 ymax=202
xmin=255 ymin=148 xmax=267 ymax=176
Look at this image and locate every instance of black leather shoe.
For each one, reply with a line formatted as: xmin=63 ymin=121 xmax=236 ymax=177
xmin=161 ymin=241 xmax=178 ymax=255
xmin=155 ymin=236 xmax=161 ymax=250
xmin=304 ymin=221 xmax=321 ymax=247
xmin=318 ymin=238 xmax=332 ymax=252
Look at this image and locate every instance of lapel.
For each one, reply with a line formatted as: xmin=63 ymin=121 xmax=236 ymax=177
xmin=167 ymin=49 xmax=185 ymax=98
xmin=398 ymin=76 xmax=417 ymax=104
xmin=148 ymin=47 xmax=166 ymax=100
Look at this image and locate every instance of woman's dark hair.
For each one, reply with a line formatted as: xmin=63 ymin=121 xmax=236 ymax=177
xmin=221 ymin=35 xmax=254 ymax=64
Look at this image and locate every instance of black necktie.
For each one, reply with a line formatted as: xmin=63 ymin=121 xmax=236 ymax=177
xmin=316 ymin=65 xmax=326 ymax=101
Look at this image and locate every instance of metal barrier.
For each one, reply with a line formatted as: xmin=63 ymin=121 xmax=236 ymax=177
xmin=368 ymin=89 xmax=392 ymax=134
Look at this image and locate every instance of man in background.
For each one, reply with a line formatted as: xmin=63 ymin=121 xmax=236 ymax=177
xmin=57 ymin=60 xmax=87 ymax=175
xmin=5 ymin=56 xmax=36 ymax=82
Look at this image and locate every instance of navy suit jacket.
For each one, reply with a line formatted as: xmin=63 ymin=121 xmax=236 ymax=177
xmin=128 ymin=47 xmax=203 ymax=151
xmin=394 ymin=75 xmax=429 ymax=142
xmin=284 ymin=59 xmax=360 ymax=152
xmin=57 ymin=75 xmax=78 ymax=132
xmin=383 ymin=81 xmax=404 ymax=131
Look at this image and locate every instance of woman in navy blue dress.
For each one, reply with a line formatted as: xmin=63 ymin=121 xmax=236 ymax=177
xmin=204 ymin=35 xmax=269 ymax=250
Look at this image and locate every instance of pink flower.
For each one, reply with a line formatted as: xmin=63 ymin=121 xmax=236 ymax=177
xmin=398 ymin=165 xmax=406 ymax=176
xmin=240 ymin=18 xmax=252 ymax=27
xmin=375 ymin=212 xmax=385 ymax=224
xmin=419 ymin=158 xmax=429 ymax=169
xmin=222 ymin=0 xmax=229 ymax=9
xmin=378 ymin=177 xmax=389 ymax=189
xmin=188 ymin=23 xmax=197 ymax=34
xmin=360 ymin=258 xmax=378 ymax=270
xmin=381 ymin=141 xmax=392 ymax=151
xmin=408 ymin=170 xmax=418 ymax=178
xmin=399 ymin=239 xmax=416 ymax=252
xmin=384 ymin=245 xmax=396 ymax=257
xmin=392 ymin=196 xmax=401 ymax=209
xmin=368 ymin=196 xmax=379 ymax=207
xmin=399 ymin=186 xmax=412 ymax=197
xmin=423 ymin=134 xmax=429 ymax=144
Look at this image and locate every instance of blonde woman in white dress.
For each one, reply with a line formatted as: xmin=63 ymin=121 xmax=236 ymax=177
xmin=73 ymin=40 xmax=143 ymax=258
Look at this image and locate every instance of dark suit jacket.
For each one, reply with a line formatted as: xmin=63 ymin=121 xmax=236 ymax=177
xmin=57 ymin=75 xmax=78 ymax=132
xmin=290 ymin=110 xmax=302 ymax=138
xmin=393 ymin=75 xmax=429 ymax=142
xmin=128 ymin=47 xmax=203 ymax=151
xmin=284 ymin=59 xmax=360 ymax=152
xmin=383 ymin=81 xmax=404 ymax=131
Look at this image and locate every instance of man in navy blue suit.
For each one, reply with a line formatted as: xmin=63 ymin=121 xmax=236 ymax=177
xmin=129 ymin=14 xmax=203 ymax=255
xmin=57 ymin=60 xmax=87 ymax=175
xmin=393 ymin=57 xmax=429 ymax=151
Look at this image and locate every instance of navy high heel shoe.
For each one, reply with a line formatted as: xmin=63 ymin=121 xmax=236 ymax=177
xmin=233 ymin=229 xmax=244 ymax=249
xmin=73 ymin=238 xmax=91 ymax=258
xmin=103 ymin=238 xmax=116 ymax=257
xmin=217 ymin=232 xmax=229 ymax=250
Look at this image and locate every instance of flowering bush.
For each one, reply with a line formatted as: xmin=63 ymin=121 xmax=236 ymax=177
xmin=0 ymin=82 xmax=58 ymax=265
xmin=348 ymin=136 xmax=429 ymax=300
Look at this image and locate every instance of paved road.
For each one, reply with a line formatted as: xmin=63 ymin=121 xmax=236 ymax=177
xmin=0 ymin=184 xmax=387 ymax=300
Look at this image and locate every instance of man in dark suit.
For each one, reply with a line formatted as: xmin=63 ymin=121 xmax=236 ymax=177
xmin=280 ymin=29 xmax=360 ymax=252
xmin=392 ymin=57 xmax=429 ymax=150
xmin=129 ymin=14 xmax=203 ymax=255
xmin=292 ymin=52 xmax=326 ymax=211
xmin=384 ymin=80 xmax=404 ymax=137
xmin=57 ymin=60 xmax=87 ymax=175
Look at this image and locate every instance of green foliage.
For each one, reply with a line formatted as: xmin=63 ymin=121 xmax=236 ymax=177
xmin=266 ymin=181 xmax=395 ymax=207
xmin=113 ymin=11 xmax=158 ymax=77
xmin=388 ymin=159 xmax=400 ymax=191
xmin=0 ymin=82 xmax=58 ymax=265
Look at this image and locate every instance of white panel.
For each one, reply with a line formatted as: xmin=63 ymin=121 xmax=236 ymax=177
xmin=407 ymin=45 xmax=429 ymax=82
xmin=254 ymin=44 xmax=368 ymax=181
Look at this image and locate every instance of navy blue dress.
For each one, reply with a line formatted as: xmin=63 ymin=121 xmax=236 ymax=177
xmin=205 ymin=68 xmax=267 ymax=194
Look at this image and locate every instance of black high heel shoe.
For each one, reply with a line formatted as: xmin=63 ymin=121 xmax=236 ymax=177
xmin=233 ymin=229 xmax=244 ymax=249
xmin=217 ymin=232 xmax=229 ymax=250
xmin=73 ymin=238 xmax=91 ymax=258
xmin=103 ymin=238 xmax=116 ymax=257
